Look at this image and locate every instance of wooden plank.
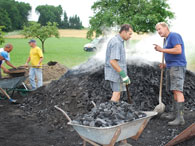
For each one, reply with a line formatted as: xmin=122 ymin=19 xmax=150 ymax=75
xmin=131 ymin=118 xmax=150 ymax=140
xmin=107 ymin=127 xmax=121 ymax=146
xmin=165 ymin=123 xmax=195 ymax=146
xmin=80 ymin=136 xmax=100 ymax=146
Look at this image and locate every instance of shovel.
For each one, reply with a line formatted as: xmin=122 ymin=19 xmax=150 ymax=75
xmin=0 ymin=88 xmax=18 ymax=104
xmin=154 ymin=53 xmax=165 ymax=114
xmin=126 ymin=84 xmax=132 ymax=104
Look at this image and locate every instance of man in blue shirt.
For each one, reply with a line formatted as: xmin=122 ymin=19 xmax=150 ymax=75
xmin=0 ymin=51 xmax=11 ymax=73
xmin=0 ymin=44 xmax=16 ymax=78
xmin=105 ymin=24 xmax=132 ymax=102
xmin=154 ymin=22 xmax=187 ymax=126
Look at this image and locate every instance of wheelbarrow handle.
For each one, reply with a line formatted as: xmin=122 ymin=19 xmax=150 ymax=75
xmin=54 ymin=105 xmax=72 ymax=122
xmin=0 ymin=88 xmax=17 ymax=104
xmin=91 ymin=101 xmax=96 ymax=108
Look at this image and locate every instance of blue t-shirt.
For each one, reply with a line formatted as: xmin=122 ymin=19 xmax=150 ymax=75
xmin=164 ymin=32 xmax=187 ymax=68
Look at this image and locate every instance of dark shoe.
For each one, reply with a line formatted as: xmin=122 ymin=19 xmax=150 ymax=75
xmin=161 ymin=100 xmax=176 ymax=120
xmin=168 ymin=102 xmax=185 ymax=126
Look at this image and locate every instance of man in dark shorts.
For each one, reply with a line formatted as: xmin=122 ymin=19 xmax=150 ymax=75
xmin=154 ymin=22 xmax=187 ymax=126
xmin=105 ymin=24 xmax=133 ymax=102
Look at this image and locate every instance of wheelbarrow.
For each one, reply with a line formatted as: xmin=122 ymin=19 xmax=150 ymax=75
xmin=0 ymin=75 xmax=29 ymax=103
xmin=55 ymin=105 xmax=157 ymax=146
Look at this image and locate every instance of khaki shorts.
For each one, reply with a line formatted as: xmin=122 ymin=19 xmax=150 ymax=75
xmin=109 ymin=81 xmax=126 ymax=92
xmin=166 ymin=66 xmax=186 ymax=92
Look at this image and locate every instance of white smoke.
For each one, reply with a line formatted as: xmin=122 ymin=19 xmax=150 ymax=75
xmin=77 ymin=0 xmax=195 ymax=71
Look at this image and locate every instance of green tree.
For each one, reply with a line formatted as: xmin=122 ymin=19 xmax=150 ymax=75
xmin=69 ymin=15 xmax=83 ymax=29
xmin=21 ymin=22 xmax=59 ymax=53
xmin=87 ymin=0 xmax=174 ymax=39
xmin=0 ymin=0 xmax=31 ymax=31
xmin=36 ymin=5 xmax=63 ymax=26
xmin=0 ymin=9 xmax=12 ymax=31
xmin=16 ymin=1 xmax=31 ymax=29
xmin=0 ymin=26 xmax=5 ymax=45
xmin=61 ymin=11 xmax=69 ymax=28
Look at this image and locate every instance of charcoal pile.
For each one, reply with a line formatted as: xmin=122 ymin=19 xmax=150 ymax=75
xmin=74 ymin=101 xmax=146 ymax=127
xmin=19 ymin=59 xmax=195 ymax=127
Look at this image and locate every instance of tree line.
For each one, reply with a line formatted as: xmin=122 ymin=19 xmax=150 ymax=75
xmin=36 ymin=5 xmax=83 ymax=29
xmin=0 ymin=0 xmax=174 ymax=47
xmin=0 ymin=0 xmax=83 ymax=32
xmin=0 ymin=0 xmax=31 ymax=31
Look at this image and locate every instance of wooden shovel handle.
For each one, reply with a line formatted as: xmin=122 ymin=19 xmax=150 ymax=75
xmin=126 ymin=85 xmax=132 ymax=104
xmin=159 ymin=38 xmax=166 ymax=102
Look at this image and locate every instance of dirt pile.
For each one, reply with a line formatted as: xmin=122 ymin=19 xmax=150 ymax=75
xmin=23 ymin=61 xmax=68 ymax=83
xmin=42 ymin=61 xmax=68 ymax=82
xmin=19 ymin=59 xmax=195 ymax=124
xmin=74 ymin=101 xmax=147 ymax=127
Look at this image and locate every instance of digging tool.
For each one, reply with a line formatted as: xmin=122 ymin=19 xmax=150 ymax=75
xmin=0 ymin=88 xmax=17 ymax=104
xmin=126 ymin=85 xmax=132 ymax=104
xmin=154 ymin=52 xmax=165 ymax=114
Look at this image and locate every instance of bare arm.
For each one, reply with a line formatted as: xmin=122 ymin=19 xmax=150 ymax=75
xmin=1 ymin=65 xmax=10 ymax=73
xmin=5 ymin=60 xmax=16 ymax=69
xmin=154 ymin=44 xmax=182 ymax=54
xmin=25 ymin=57 xmax=31 ymax=65
xmin=38 ymin=57 xmax=43 ymax=66
xmin=110 ymin=59 xmax=122 ymax=72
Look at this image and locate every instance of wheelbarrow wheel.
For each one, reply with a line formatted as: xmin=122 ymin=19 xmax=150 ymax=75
xmin=18 ymin=89 xmax=28 ymax=97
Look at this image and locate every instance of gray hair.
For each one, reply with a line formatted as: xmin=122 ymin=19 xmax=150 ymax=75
xmin=155 ymin=22 xmax=169 ymax=30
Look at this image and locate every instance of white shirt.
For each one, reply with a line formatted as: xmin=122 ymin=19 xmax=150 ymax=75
xmin=0 ymin=48 xmax=10 ymax=64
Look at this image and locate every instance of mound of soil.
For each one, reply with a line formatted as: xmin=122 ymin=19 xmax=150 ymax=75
xmin=42 ymin=61 xmax=68 ymax=82
xmin=20 ymin=59 xmax=195 ymax=116
xmin=24 ymin=61 xmax=68 ymax=83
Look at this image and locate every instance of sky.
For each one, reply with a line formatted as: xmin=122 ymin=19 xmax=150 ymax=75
xmin=15 ymin=0 xmax=97 ymax=27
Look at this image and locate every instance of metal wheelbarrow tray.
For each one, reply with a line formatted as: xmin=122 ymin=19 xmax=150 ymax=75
xmin=0 ymin=76 xmax=28 ymax=89
xmin=55 ymin=106 xmax=157 ymax=146
xmin=0 ymin=76 xmax=29 ymax=103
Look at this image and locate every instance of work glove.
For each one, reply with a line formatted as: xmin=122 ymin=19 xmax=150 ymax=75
xmin=119 ymin=70 xmax=131 ymax=85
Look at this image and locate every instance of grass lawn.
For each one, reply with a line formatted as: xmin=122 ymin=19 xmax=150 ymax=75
xmin=0 ymin=37 xmax=94 ymax=68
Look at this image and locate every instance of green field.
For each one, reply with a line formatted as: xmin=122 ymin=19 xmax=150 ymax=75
xmin=1 ymin=37 xmax=195 ymax=72
xmin=0 ymin=37 xmax=94 ymax=68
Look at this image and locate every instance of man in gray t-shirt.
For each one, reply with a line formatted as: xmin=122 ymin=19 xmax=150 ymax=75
xmin=105 ymin=24 xmax=133 ymax=102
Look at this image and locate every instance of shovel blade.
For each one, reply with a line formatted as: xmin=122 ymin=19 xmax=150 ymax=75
xmin=154 ymin=103 xmax=165 ymax=114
